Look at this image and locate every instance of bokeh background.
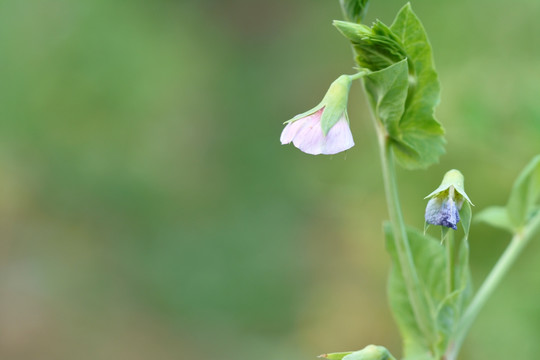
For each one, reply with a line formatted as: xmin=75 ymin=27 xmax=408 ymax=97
xmin=0 ymin=0 xmax=539 ymax=359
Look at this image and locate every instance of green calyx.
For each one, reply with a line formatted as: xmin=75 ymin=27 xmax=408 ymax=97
xmin=284 ymin=74 xmax=360 ymax=135
xmin=425 ymin=169 xmax=473 ymax=207
xmin=320 ymin=75 xmax=352 ymax=134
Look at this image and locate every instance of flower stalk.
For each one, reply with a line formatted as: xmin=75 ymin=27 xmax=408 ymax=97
xmin=444 ymin=229 xmax=455 ymax=294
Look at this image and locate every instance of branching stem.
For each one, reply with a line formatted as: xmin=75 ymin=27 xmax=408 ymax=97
xmin=446 ymin=212 xmax=540 ymax=359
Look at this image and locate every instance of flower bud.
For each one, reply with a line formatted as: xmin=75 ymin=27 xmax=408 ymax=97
xmin=334 ymin=20 xmax=407 ymax=72
xmin=424 ymin=169 xmax=473 ymax=230
xmin=319 ymin=345 xmax=396 ymax=360
xmin=342 ymin=345 xmax=395 ymax=360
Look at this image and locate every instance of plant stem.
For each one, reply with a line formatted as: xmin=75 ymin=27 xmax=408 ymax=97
xmin=447 ymin=212 xmax=540 ymax=359
xmin=349 ymin=70 xmax=369 ymax=81
xmin=445 ymin=230 xmax=455 ymax=294
xmin=375 ymin=124 xmax=434 ymax=343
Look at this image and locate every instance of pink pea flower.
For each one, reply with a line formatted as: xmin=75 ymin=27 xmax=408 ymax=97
xmin=280 ymin=75 xmax=354 ymax=155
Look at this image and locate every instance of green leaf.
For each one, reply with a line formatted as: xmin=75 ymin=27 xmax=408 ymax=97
xmin=385 ymin=224 xmax=472 ymax=358
xmin=340 ymin=0 xmax=370 ymax=23
xmin=384 ymin=224 xmax=445 ymax=358
xmin=363 ymin=59 xmax=409 ymax=138
xmin=334 ymin=4 xmax=444 ymax=169
xmin=506 ymin=155 xmax=540 ymax=228
xmin=388 ymin=4 xmax=445 ymax=169
xmin=475 ymin=206 xmax=515 ymax=233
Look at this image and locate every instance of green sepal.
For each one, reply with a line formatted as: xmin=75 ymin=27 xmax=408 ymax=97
xmin=340 ymin=0 xmax=370 ymax=24
xmin=284 ymin=103 xmax=323 ymax=124
xmin=424 ymin=169 xmax=473 ymax=206
xmin=284 ymin=75 xmax=352 ymax=135
xmin=320 ymin=75 xmax=352 ymax=135
xmin=441 ymin=226 xmax=450 ymax=241
xmin=460 ymin=201 xmax=472 ymax=239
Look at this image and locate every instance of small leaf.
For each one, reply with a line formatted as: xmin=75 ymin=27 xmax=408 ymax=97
xmin=475 ymin=206 xmax=515 ymax=233
xmin=340 ymin=0 xmax=370 ymax=23
xmin=363 ymin=59 xmax=409 ymax=138
xmin=384 ymin=224 xmax=445 ymax=358
xmin=388 ymin=4 xmax=445 ymax=169
xmin=506 ymin=155 xmax=540 ymax=228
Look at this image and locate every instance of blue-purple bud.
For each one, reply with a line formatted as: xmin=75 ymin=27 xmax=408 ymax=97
xmin=425 ymin=196 xmax=460 ymax=230
xmin=424 ymin=170 xmax=473 ymax=230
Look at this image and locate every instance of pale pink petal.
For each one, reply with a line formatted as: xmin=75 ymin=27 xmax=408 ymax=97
xmin=280 ymin=118 xmax=306 ymax=144
xmin=292 ymin=113 xmax=325 ymax=155
xmin=321 ymin=116 xmax=354 ymax=155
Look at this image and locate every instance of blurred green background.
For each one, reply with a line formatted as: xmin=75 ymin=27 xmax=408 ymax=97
xmin=0 ymin=0 xmax=539 ymax=359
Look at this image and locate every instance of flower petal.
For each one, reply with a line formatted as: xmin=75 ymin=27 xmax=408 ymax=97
xmin=425 ymin=197 xmax=460 ymax=230
xmin=321 ymin=116 xmax=354 ymax=155
xmin=280 ymin=117 xmax=306 ymax=144
xmin=291 ymin=110 xmax=326 ymax=155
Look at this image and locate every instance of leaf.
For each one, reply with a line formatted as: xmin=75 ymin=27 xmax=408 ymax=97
xmin=475 ymin=206 xmax=515 ymax=233
xmin=384 ymin=224 xmax=446 ymax=358
xmin=340 ymin=0 xmax=370 ymax=23
xmin=363 ymin=59 xmax=409 ymax=138
xmin=385 ymin=223 xmax=472 ymax=358
xmin=506 ymin=155 xmax=540 ymax=228
xmin=388 ymin=4 xmax=445 ymax=169
xmin=334 ymin=4 xmax=444 ymax=169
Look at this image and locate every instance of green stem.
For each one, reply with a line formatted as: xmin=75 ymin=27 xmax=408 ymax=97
xmin=445 ymin=230 xmax=455 ymax=294
xmin=375 ymin=125 xmax=434 ymax=343
xmin=447 ymin=213 xmax=540 ymax=359
xmin=349 ymin=70 xmax=369 ymax=81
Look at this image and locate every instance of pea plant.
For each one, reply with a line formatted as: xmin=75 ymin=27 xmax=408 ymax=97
xmin=280 ymin=1 xmax=540 ymax=359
